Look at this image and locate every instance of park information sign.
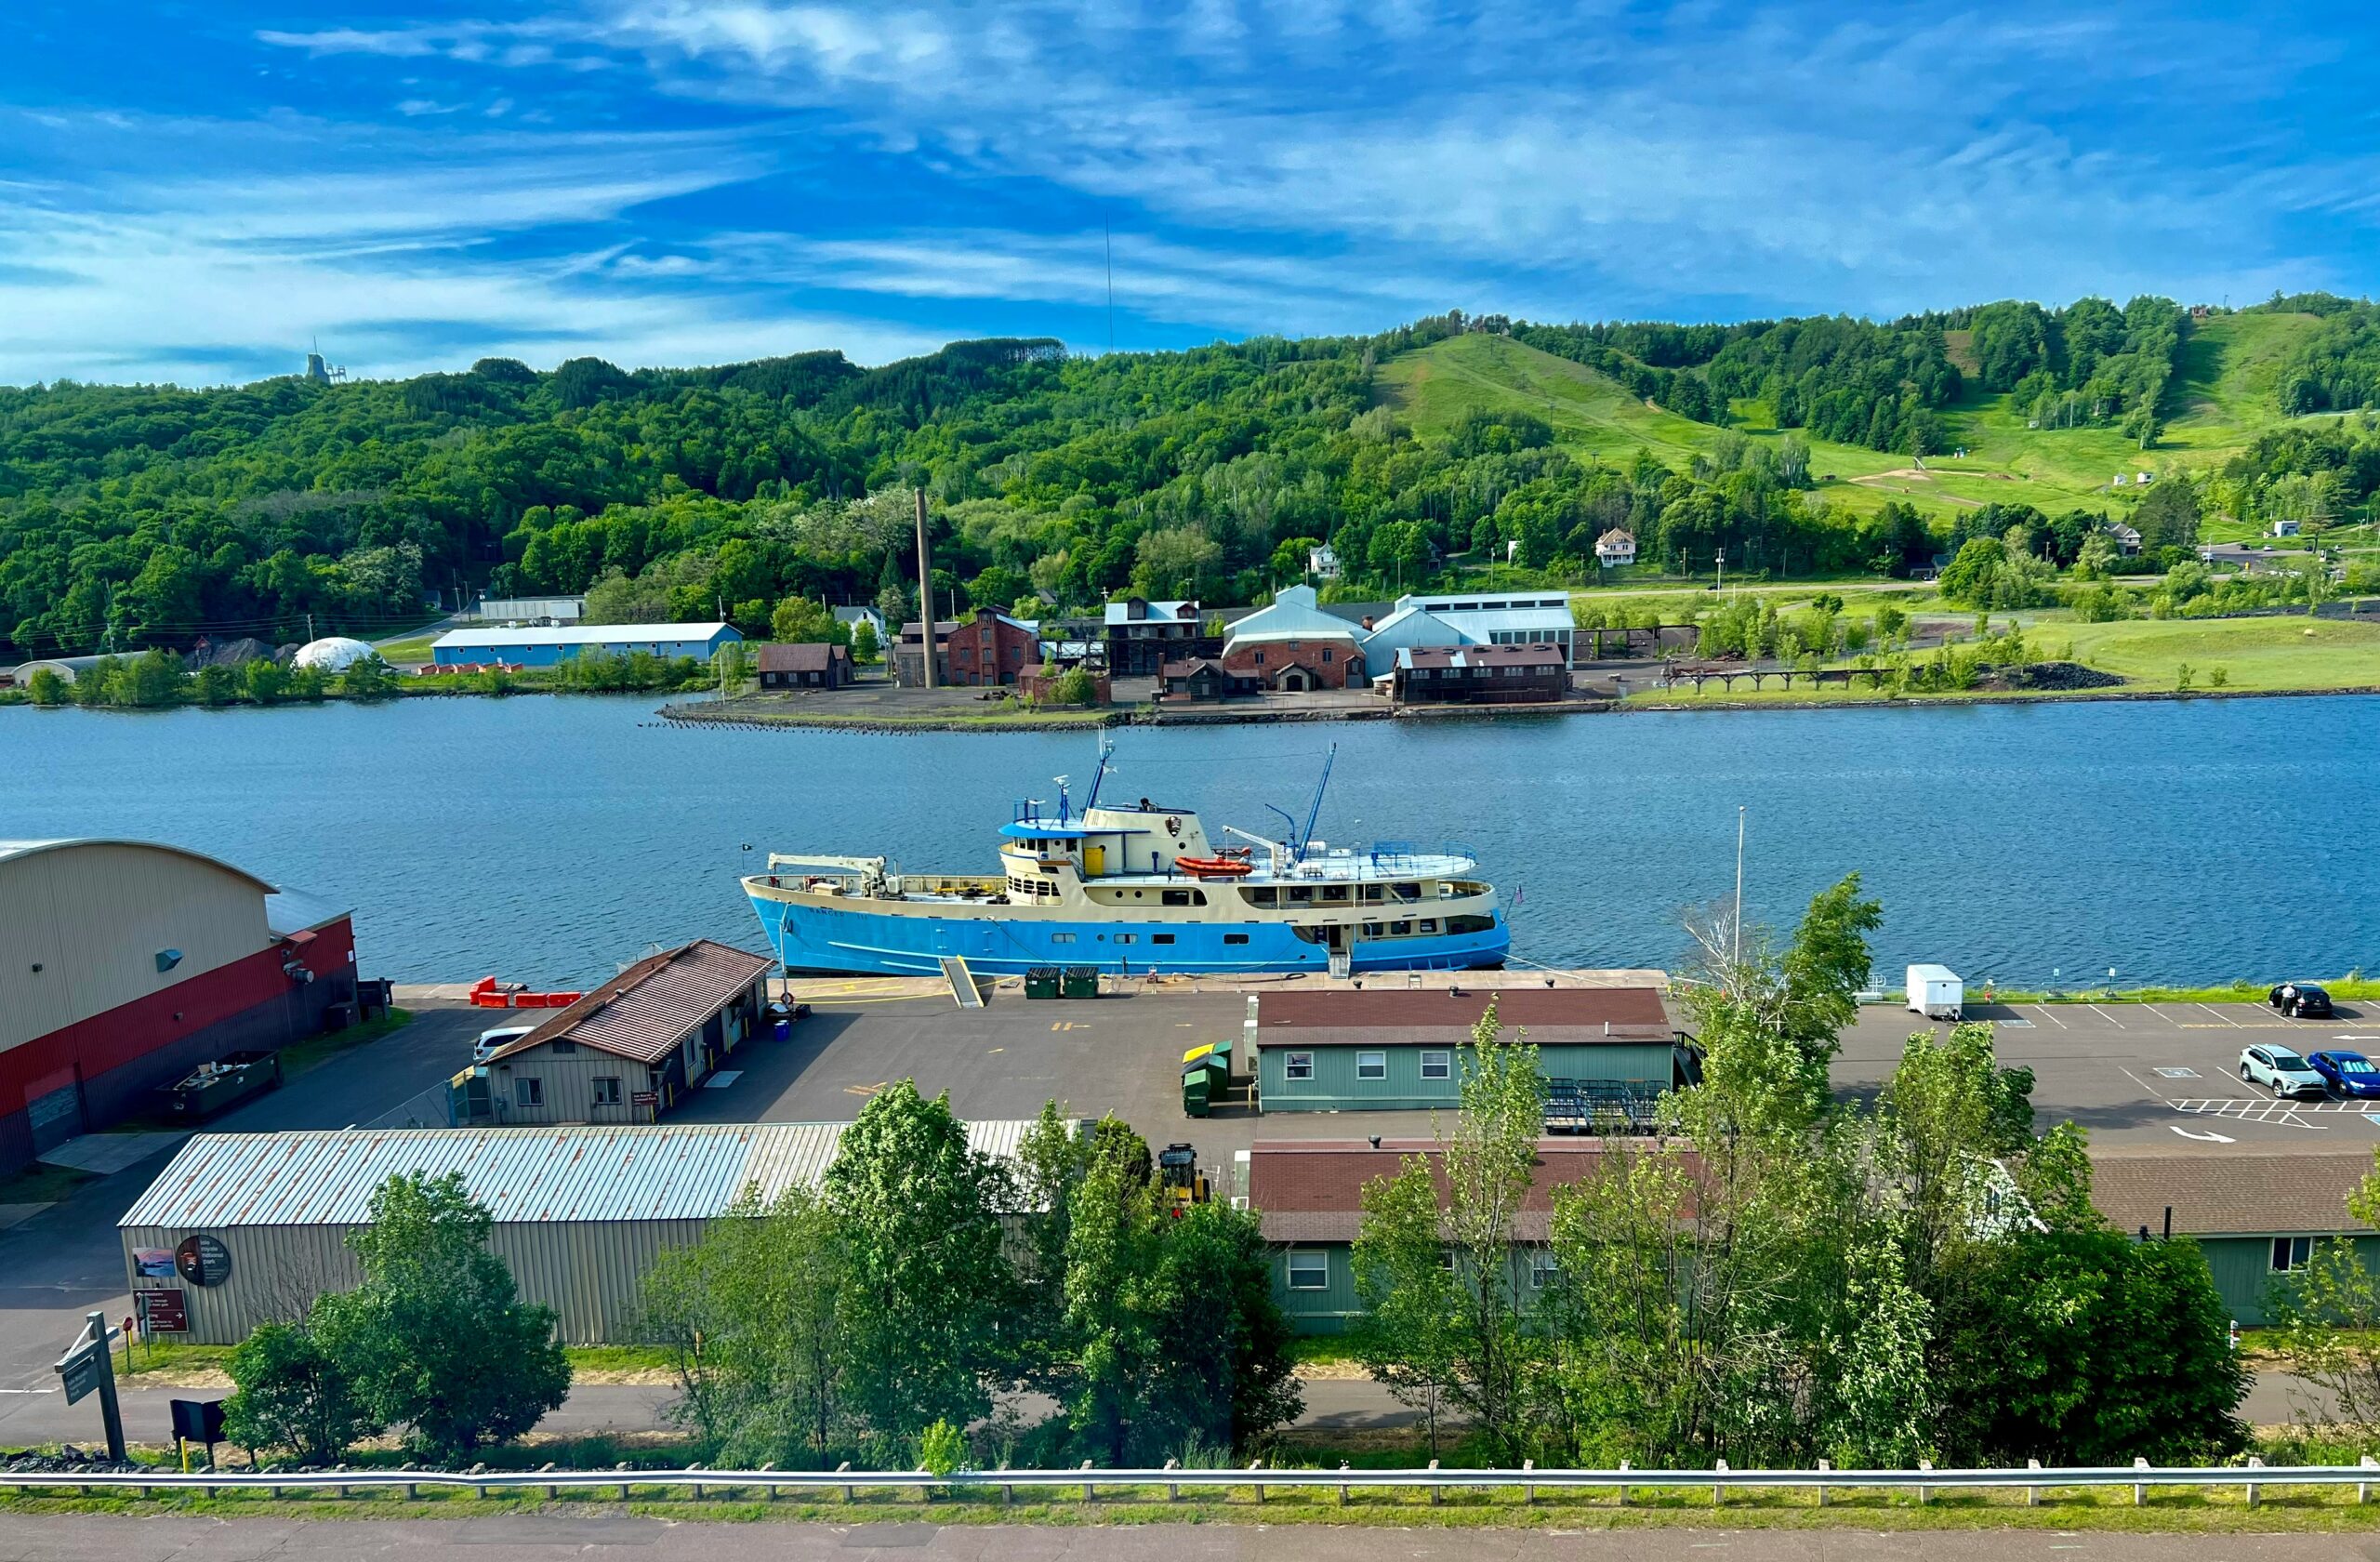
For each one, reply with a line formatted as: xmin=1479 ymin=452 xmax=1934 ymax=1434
xmin=175 ymin=1233 xmax=231 ymax=1287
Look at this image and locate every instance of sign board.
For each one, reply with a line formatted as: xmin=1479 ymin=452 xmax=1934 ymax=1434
xmin=170 ymin=1398 xmax=227 ymax=1445
xmin=631 ymin=1092 xmax=659 ymax=1107
xmin=175 ymin=1234 xmax=231 ymax=1288
xmin=132 ymin=1247 xmax=176 ymax=1280
xmin=57 ymin=1346 xmax=104 ymax=1406
xmin=137 ymin=1288 xmax=189 ymax=1333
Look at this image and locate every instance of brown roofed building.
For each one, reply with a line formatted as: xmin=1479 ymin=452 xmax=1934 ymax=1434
xmin=895 ymin=606 xmax=1040 ymax=687
xmin=1392 ymin=643 xmax=1567 ymax=705
xmin=758 ymin=642 xmax=853 ymax=690
xmin=459 ymin=939 xmax=774 ymax=1125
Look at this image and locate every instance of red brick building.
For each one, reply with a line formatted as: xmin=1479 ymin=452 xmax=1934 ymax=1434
xmin=896 ymin=608 xmax=1040 ymax=687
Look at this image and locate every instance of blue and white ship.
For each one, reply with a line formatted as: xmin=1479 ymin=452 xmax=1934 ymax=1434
xmin=742 ymin=744 xmax=1509 ymax=977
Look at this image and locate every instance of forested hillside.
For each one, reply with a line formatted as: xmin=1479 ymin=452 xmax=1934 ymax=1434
xmin=4 ymin=297 xmax=2377 ymax=661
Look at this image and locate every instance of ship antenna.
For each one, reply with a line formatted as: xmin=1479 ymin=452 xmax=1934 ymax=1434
xmin=1082 ymin=732 xmax=1114 ymax=812
xmin=1054 ymin=775 xmax=1071 ymax=824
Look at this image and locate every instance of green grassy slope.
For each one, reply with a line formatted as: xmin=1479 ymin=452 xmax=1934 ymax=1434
xmin=1377 ymin=315 xmax=2357 ymax=526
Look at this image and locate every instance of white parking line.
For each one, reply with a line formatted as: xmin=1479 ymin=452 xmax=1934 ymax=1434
xmin=2088 ymin=1005 xmax=2127 ymax=1029
xmin=2171 ymin=1126 xmax=2236 ymax=1143
xmin=2030 ymin=1005 xmax=2069 ymax=1029
xmin=2198 ymin=1003 xmax=2243 ymax=1027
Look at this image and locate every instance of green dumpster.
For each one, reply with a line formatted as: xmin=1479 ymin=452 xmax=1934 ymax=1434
xmin=1062 ymin=965 xmax=1100 ymax=999
xmin=1025 ymin=967 xmax=1062 ymax=1000
xmin=1182 ymin=1064 xmax=1212 ymax=1118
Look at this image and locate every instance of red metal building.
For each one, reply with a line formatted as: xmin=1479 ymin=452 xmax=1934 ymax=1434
xmin=0 ymin=840 xmax=358 ymax=1173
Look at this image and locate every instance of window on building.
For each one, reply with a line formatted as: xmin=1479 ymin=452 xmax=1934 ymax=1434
xmin=1288 ymin=1251 xmax=1328 ymax=1290
xmin=549 ymin=1039 xmax=577 ymax=1054
xmin=1530 ymin=1250 xmax=1559 ymax=1289
xmin=1421 ymin=1051 xmax=1451 ymax=1080
xmin=514 ymin=1077 xmax=544 ymax=1108
xmin=1321 ymin=646 xmax=1333 ymax=662
xmin=2273 ymin=1236 xmax=2314 ymax=1272
xmin=591 ymin=1076 xmax=622 ymax=1105
xmin=1284 ymin=1052 xmax=1315 ymax=1080
xmin=1252 ymin=649 xmax=1265 ymax=666
xmin=1356 ymin=1051 xmax=1387 ymax=1080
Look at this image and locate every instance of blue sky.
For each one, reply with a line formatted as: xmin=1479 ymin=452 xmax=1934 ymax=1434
xmin=4 ymin=0 xmax=2374 ymax=385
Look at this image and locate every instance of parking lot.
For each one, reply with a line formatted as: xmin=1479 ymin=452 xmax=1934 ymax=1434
xmin=1836 ymin=997 xmax=2380 ymax=1156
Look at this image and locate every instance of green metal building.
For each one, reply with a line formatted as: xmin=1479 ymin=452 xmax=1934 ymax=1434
xmin=1251 ymin=986 xmax=1680 ymax=1115
xmin=2092 ymin=1152 xmax=2377 ymax=1326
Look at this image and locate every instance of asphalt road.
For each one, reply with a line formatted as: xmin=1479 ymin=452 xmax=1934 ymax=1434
xmin=5 ymin=1516 xmax=2377 ymax=1560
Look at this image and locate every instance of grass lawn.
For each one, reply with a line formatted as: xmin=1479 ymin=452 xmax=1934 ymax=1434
xmin=2062 ymin=615 xmax=2380 ymax=692
xmin=372 ymin=634 xmax=438 ymax=662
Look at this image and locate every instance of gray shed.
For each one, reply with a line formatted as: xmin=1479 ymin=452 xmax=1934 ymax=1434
xmin=119 ymin=1119 xmax=1041 ymax=1344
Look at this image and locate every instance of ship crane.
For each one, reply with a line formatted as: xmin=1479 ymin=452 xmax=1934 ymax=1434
xmin=767 ymin=853 xmax=896 ymax=898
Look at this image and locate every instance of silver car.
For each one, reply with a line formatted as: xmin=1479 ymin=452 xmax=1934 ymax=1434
xmin=2241 ymin=1044 xmax=2327 ymax=1099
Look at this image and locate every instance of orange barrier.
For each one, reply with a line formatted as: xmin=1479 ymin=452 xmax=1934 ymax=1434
xmin=468 ymin=976 xmax=586 ymax=1010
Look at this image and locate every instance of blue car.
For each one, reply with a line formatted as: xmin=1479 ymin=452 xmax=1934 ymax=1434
xmin=2308 ymin=1050 xmax=2380 ymax=1099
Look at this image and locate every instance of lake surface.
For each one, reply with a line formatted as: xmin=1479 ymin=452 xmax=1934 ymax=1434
xmin=3 ymin=694 xmax=2372 ymax=987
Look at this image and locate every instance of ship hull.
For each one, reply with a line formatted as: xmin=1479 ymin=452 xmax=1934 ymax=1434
xmin=746 ymin=890 xmax=1511 ymax=977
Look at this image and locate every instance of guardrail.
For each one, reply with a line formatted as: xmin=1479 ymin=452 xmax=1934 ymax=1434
xmin=5 ymin=1457 xmax=2379 ymax=1507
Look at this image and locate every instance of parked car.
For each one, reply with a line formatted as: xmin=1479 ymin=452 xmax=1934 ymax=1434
xmin=472 ymin=1023 xmax=537 ymax=1065
xmin=2309 ymin=1050 xmax=2380 ymax=1100
xmin=2269 ymin=982 xmax=2335 ymax=1019
xmin=2241 ymin=1044 xmax=2328 ymax=1099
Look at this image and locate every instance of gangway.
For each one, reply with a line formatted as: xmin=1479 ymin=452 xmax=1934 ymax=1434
xmin=939 ymin=956 xmax=986 ymax=1009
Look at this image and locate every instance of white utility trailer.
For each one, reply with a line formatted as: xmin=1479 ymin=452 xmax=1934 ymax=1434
xmin=1906 ymin=964 xmax=1964 ymax=1021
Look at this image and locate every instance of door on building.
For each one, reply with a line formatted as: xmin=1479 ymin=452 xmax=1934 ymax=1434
xmin=25 ymin=1067 xmax=85 ymax=1152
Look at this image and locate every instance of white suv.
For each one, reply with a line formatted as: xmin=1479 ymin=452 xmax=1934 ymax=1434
xmin=472 ymin=1024 xmax=536 ymax=1065
xmin=2241 ymin=1045 xmax=2327 ymax=1100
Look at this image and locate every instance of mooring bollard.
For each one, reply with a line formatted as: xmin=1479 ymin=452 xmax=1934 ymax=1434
xmin=1916 ymin=1459 xmax=1931 ymax=1505
xmin=2246 ymin=1455 xmax=2263 ymax=1509
xmin=1079 ymin=1459 xmax=1094 ymax=1502
xmin=1427 ymin=1457 xmax=1440 ymax=1506
xmin=2027 ymin=1456 xmax=2042 ymax=1507
xmin=1523 ymin=1457 xmax=1535 ymax=1506
xmin=1712 ymin=1458 xmax=1727 ymax=1508
xmin=837 ymin=1461 xmax=853 ymax=1502
xmin=1164 ymin=1457 xmax=1181 ymax=1502
xmin=2134 ymin=1457 xmax=2149 ymax=1507
xmin=1249 ymin=1458 xmax=1264 ymax=1504
xmin=1618 ymin=1458 xmax=1630 ymax=1507
xmin=1816 ymin=1457 xmax=1829 ymax=1507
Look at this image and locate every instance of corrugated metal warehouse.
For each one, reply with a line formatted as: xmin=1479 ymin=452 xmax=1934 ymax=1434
xmin=430 ymin=622 xmax=741 ymax=668
xmin=119 ymin=1120 xmax=1041 ymax=1344
xmin=0 ymin=839 xmax=355 ymax=1173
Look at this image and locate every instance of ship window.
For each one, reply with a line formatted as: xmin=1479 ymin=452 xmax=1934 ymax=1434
xmin=1284 ymin=1052 xmax=1315 ymax=1080
xmin=1391 ymin=920 xmax=1413 ymax=937
xmin=1320 ymin=885 xmax=1350 ymax=904
xmin=1448 ymin=915 xmax=1494 ymax=934
xmin=1287 ymin=886 xmax=1313 ymax=905
xmin=1051 ymin=933 xmax=1077 ymax=944
xmin=1163 ymin=890 xmax=1193 ymax=907
xmin=1421 ymin=1051 xmax=1451 ymax=1080
xmin=1247 ymin=887 xmax=1278 ymax=907
xmin=1362 ymin=921 xmax=1383 ymax=937
xmin=1393 ymin=882 xmax=1421 ymax=901
xmin=1117 ymin=933 xmax=1137 ymax=945
xmin=1420 ymin=919 xmax=1438 ymax=933
xmin=1356 ymin=1052 xmax=1387 ymax=1080
xmin=1224 ymin=933 xmax=1250 ymax=945
xmin=1360 ymin=885 xmax=1384 ymax=903
xmin=1153 ymin=933 xmax=1176 ymax=945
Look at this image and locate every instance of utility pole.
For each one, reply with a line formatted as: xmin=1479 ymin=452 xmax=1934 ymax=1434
xmin=914 ymin=489 xmax=938 ymax=689
xmin=1715 ymin=549 xmax=1726 ymax=596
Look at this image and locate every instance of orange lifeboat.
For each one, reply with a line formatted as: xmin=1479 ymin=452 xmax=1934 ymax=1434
xmin=1173 ymin=854 xmax=1253 ymax=879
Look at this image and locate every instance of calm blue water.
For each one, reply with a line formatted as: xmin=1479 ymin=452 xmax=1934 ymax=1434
xmin=2 ymin=695 xmax=2372 ymax=987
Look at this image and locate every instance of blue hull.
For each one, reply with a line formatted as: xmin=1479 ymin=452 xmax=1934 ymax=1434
xmin=747 ymin=891 xmax=1511 ymax=977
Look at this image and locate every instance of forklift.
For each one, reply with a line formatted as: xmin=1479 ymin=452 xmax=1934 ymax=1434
xmin=1157 ymin=1143 xmax=1210 ymax=1215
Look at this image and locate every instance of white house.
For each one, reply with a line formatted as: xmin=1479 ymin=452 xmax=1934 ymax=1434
xmin=1307 ymin=545 xmax=1342 ymax=581
xmin=832 ymin=604 xmax=888 ymax=646
xmin=2272 ymin=519 xmax=2302 ymax=538
xmin=1594 ymin=529 xmax=1638 ymax=567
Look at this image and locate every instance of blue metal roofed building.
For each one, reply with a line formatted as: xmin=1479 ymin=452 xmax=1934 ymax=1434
xmin=430 ymin=621 xmax=742 ymax=668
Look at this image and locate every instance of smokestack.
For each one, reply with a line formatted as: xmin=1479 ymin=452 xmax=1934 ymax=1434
xmin=915 ymin=489 xmax=937 ymax=689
